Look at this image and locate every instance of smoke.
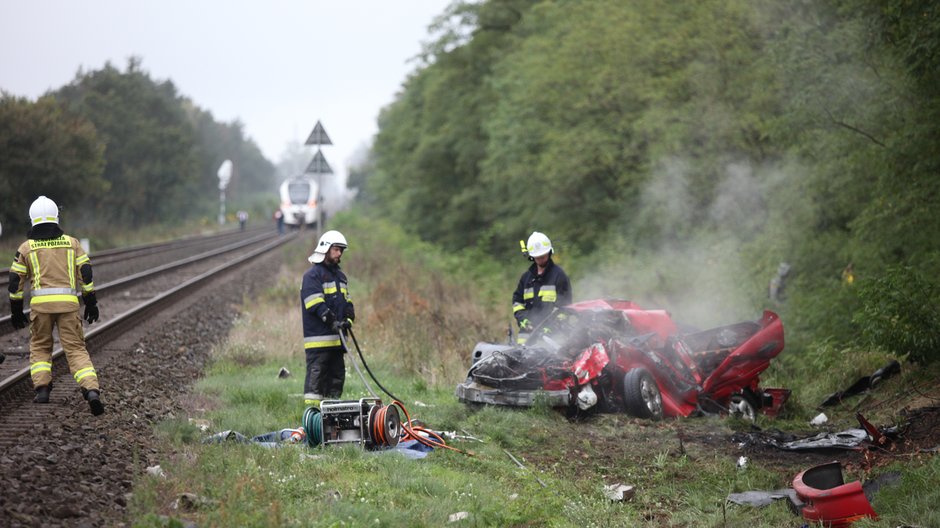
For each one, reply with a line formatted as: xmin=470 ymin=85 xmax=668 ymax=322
xmin=577 ymin=156 xmax=802 ymax=329
xmin=708 ymin=162 xmax=767 ymax=236
xmin=275 ymin=140 xmax=309 ymax=182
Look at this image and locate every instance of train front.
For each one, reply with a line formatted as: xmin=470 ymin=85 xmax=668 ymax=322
xmin=279 ymin=178 xmax=318 ymax=227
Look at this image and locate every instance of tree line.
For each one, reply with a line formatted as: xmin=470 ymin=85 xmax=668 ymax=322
xmin=355 ymin=0 xmax=940 ymax=358
xmin=0 ymin=57 xmax=275 ymax=234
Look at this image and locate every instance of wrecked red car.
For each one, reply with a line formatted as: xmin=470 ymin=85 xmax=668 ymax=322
xmin=455 ymin=299 xmax=789 ymax=419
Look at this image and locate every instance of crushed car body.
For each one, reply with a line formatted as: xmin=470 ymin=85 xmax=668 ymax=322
xmin=455 ymin=299 xmax=789 ymax=419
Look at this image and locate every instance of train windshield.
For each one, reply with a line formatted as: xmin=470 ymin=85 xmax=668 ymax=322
xmin=287 ymin=182 xmax=310 ymax=204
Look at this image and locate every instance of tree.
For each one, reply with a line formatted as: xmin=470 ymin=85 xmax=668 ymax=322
xmin=53 ymin=59 xmax=200 ymax=227
xmin=0 ymin=93 xmax=106 ymax=232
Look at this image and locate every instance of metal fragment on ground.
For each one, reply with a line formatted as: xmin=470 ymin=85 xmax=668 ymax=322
xmin=603 ymin=483 xmax=636 ymax=501
xmin=726 ymin=488 xmax=800 ymax=508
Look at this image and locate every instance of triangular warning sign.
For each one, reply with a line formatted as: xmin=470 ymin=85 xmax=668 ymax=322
xmin=304 ymin=121 xmax=332 ymax=146
xmin=304 ymin=149 xmax=333 ymax=174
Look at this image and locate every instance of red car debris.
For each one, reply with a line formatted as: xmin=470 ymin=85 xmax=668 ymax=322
xmin=792 ymin=462 xmax=878 ymax=527
xmin=456 ymin=299 xmax=789 ymax=419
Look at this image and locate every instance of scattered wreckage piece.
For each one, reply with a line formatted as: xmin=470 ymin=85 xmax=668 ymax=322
xmin=855 ymin=412 xmax=888 ymax=446
xmin=456 ymin=299 xmax=789 ymax=420
xmin=820 ymin=360 xmax=901 ymax=407
xmin=603 ymin=483 xmax=636 ymax=502
xmin=792 ymin=461 xmax=878 ymax=527
xmin=810 ymin=412 xmax=829 ymax=426
xmin=784 ymin=429 xmax=869 ymax=451
xmin=732 ymin=412 xmax=899 ymax=452
xmin=202 ymin=428 xmax=307 ymax=448
xmin=728 ymin=463 xmax=900 ymax=527
xmin=726 ymin=488 xmax=800 ymax=509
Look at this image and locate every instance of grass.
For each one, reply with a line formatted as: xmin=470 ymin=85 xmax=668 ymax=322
xmin=128 ymin=213 xmax=940 ymax=527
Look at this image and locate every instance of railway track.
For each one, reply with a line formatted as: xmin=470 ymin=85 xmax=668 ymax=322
xmin=0 ymin=228 xmax=273 ymax=337
xmin=0 ymin=229 xmax=302 ymax=446
xmin=0 ymin=226 xmax=269 ymax=315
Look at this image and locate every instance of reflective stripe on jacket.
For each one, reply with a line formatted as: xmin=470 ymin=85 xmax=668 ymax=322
xmin=10 ymin=234 xmax=92 ymax=314
xmin=300 ymin=262 xmax=353 ymax=352
xmin=512 ymin=259 xmax=572 ymax=330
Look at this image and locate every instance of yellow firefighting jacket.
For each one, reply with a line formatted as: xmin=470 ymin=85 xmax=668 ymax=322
xmin=9 ymin=235 xmax=94 ymax=314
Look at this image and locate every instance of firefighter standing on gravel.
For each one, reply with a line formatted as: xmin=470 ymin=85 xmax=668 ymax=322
xmin=300 ymin=230 xmax=355 ymax=407
xmin=8 ymin=196 xmax=104 ymax=415
xmin=512 ymin=231 xmax=572 ymax=344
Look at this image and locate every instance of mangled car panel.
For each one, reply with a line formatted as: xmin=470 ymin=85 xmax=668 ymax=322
xmin=456 ymin=299 xmax=788 ymax=419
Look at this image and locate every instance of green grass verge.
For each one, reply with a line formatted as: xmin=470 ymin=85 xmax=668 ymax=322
xmin=128 ymin=214 xmax=940 ymax=527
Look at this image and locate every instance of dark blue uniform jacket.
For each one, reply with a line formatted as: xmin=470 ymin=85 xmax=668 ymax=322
xmin=512 ymin=259 xmax=572 ymax=330
xmin=301 ymin=262 xmax=354 ymax=352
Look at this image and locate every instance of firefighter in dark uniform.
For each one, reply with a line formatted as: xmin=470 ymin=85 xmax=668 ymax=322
xmin=512 ymin=231 xmax=573 ymax=343
xmin=8 ymin=196 xmax=104 ymax=415
xmin=300 ymin=230 xmax=355 ymax=407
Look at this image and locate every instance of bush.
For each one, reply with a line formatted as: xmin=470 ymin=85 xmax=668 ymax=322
xmin=854 ymin=265 xmax=940 ymax=364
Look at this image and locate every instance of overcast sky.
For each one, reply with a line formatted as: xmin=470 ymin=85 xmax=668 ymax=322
xmin=0 ymin=1 xmax=453 ymax=183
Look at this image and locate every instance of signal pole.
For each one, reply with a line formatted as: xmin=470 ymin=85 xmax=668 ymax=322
xmin=304 ymin=120 xmax=333 ymax=239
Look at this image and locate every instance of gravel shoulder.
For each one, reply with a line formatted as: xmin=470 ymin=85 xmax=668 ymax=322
xmin=0 ymin=251 xmax=278 ymax=527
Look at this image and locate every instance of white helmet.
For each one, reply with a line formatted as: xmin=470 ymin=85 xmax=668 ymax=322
xmin=308 ymin=230 xmax=348 ymax=263
xmin=29 ymin=196 xmax=59 ymax=225
xmin=526 ymin=231 xmax=552 ymax=258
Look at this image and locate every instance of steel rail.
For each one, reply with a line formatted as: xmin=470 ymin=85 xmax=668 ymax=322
xmin=0 ymin=231 xmax=276 ymax=335
xmin=0 ymin=226 xmax=268 ymax=291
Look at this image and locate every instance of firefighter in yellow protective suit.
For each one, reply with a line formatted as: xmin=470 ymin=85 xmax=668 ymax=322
xmin=8 ymin=196 xmax=104 ymax=415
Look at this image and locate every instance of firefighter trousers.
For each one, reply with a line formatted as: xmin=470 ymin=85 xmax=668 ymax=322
xmin=29 ymin=310 xmax=99 ymax=391
xmin=304 ymin=348 xmax=345 ymax=399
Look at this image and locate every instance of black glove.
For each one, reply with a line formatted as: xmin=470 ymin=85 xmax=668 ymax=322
xmin=83 ymin=293 xmax=99 ymax=324
xmin=84 ymin=305 xmax=99 ymax=324
xmin=345 ymin=303 xmax=355 ymax=323
xmin=321 ymin=309 xmax=336 ymax=327
xmin=10 ymin=299 xmax=28 ymax=329
xmin=332 ymin=319 xmax=352 ymax=340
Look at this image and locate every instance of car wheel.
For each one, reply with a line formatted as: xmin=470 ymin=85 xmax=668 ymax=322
xmin=623 ymin=368 xmax=663 ymax=420
xmin=729 ymin=392 xmax=758 ymax=421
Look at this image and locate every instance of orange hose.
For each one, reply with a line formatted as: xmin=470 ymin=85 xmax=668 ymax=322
xmin=389 ymin=400 xmax=474 ymax=456
xmin=372 ymin=405 xmax=388 ymax=446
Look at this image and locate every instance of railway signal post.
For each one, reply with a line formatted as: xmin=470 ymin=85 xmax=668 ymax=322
xmin=304 ymin=120 xmax=333 ymax=239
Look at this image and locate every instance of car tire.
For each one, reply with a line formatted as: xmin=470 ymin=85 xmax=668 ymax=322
xmin=729 ymin=391 xmax=758 ymax=421
xmin=623 ymin=368 xmax=663 ymax=420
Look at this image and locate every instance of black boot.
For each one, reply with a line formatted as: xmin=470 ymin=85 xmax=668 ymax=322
xmin=34 ymin=385 xmax=51 ymax=404
xmin=84 ymin=389 xmax=105 ymax=416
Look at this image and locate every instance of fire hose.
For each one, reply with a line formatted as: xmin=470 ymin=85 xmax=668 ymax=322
xmin=340 ymin=328 xmax=400 ymax=403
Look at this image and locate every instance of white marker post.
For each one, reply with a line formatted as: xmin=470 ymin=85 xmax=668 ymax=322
xmin=217 ymin=159 xmax=233 ymax=225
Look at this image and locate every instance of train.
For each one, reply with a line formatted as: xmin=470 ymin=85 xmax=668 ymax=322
xmin=278 ymin=177 xmax=319 ymax=227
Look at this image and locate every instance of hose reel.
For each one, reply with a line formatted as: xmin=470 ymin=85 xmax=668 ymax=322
xmin=303 ymin=398 xmax=400 ymax=449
